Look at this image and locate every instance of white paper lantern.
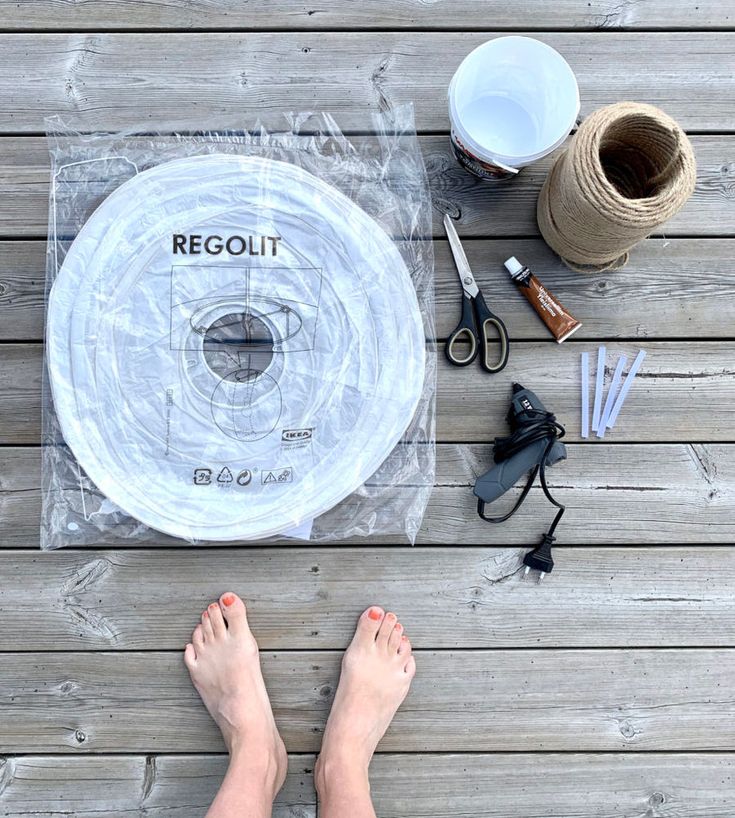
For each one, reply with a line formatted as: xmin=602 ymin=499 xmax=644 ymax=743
xmin=47 ymin=154 xmax=425 ymax=540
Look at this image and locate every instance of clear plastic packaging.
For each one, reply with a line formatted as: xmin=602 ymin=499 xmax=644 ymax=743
xmin=42 ymin=107 xmax=435 ymax=548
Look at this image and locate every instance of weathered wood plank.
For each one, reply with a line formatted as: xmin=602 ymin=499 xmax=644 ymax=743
xmin=1 ymin=135 xmax=732 ymax=238
xmin=2 ymin=0 xmax=731 ymax=31
xmin=431 ymin=134 xmax=735 ymax=238
xmin=0 ymin=344 xmax=42 ymax=444
xmin=2 ymin=546 xmax=735 ymax=650
xmin=4 ymin=342 xmax=735 ymax=444
xmin=1 ymin=649 xmax=734 ymax=752
xmin=5 ymin=238 xmax=735 ymax=341
xmin=0 ymin=33 xmax=732 ymax=132
xmin=0 ymin=241 xmax=45 ymax=339
xmin=0 ymin=754 xmax=313 ymax=818
xmin=435 ymin=341 xmax=735 ymax=442
xmin=3 ymin=443 xmax=734 ymax=546
xmin=1 ymin=754 xmax=733 ymax=818
xmin=434 ymin=238 xmax=735 ymax=341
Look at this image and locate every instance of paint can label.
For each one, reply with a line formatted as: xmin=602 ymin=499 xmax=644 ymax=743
xmin=450 ymin=130 xmax=518 ymax=181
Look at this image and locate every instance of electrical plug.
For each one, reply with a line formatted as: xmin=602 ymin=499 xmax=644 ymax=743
xmin=523 ymin=533 xmax=555 ymax=581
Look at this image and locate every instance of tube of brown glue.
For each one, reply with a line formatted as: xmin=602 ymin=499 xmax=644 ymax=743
xmin=504 ymin=256 xmax=581 ymax=343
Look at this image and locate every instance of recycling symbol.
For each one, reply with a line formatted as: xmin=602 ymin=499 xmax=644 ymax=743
xmin=217 ymin=466 xmax=233 ymax=483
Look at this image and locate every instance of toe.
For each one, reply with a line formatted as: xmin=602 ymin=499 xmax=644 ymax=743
xmin=192 ymin=623 xmax=205 ymax=650
xmin=404 ymin=655 xmax=417 ymax=677
xmin=219 ymin=592 xmax=247 ymax=634
xmin=208 ymin=602 xmax=226 ymax=637
xmin=388 ymin=621 xmax=403 ymax=653
xmin=377 ymin=612 xmax=397 ymax=647
xmin=201 ymin=610 xmax=214 ymax=639
xmin=184 ymin=643 xmax=197 ymax=668
xmin=355 ymin=607 xmax=384 ymax=643
xmin=398 ymin=635 xmax=411 ymax=656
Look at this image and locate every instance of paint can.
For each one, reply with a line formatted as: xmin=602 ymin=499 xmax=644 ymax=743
xmin=448 ymin=36 xmax=580 ymax=180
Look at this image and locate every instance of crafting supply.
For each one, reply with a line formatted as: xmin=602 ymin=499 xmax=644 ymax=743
xmin=46 ymin=154 xmax=426 ymax=542
xmin=597 ymin=354 xmax=627 ymax=439
xmin=504 ymin=256 xmax=581 ymax=343
xmin=537 ymin=102 xmax=697 ymax=271
xmin=474 ymin=383 xmax=567 ymax=579
xmin=591 ymin=345 xmax=606 ymax=432
xmin=607 ymin=349 xmax=647 ymax=429
xmin=444 ymin=214 xmax=510 ymax=373
xmin=448 ymin=36 xmax=579 ymax=180
xmin=581 ymin=351 xmax=590 ymax=438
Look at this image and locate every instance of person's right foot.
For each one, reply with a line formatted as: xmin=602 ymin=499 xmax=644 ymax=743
xmin=184 ymin=592 xmax=287 ymax=798
xmin=316 ymin=606 xmax=416 ymax=785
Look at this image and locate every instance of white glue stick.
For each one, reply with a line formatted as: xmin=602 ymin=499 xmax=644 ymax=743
xmin=581 ymin=351 xmax=590 ymax=438
xmin=597 ymin=354 xmax=627 ymax=439
xmin=607 ymin=349 xmax=647 ymax=428
xmin=591 ymin=345 xmax=606 ymax=432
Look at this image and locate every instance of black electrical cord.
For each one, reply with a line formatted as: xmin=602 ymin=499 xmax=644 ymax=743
xmin=478 ymin=407 xmax=566 ymax=577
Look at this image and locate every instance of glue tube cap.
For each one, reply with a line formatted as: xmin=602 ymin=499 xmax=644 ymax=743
xmin=504 ymin=256 xmax=525 ymax=277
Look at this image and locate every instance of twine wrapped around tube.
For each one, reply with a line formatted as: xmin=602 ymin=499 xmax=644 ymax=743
xmin=537 ymin=102 xmax=697 ymax=272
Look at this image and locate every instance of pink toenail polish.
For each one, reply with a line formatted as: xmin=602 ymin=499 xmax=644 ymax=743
xmin=386 ymin=613 xmax=396 ymax=621
xmin=202 ymin=610 xmax=208 ymax=617
xmin=368 ymin=608 xmax=382 ymax=621
xmin=401 ymin=635 xmax=408 ymax=641
xmin=394 ymin=623 xmax=402 ymax=630
xmin=222 ymin=594 xmax=235 ymax=607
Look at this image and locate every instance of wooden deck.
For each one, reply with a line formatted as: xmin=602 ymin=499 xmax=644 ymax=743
xmin=1 ymin=2 xmax=735 ymax=815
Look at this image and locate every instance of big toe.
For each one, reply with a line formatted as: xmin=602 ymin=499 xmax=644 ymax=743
xmin=354 ymin=606 xmax=385 ymax=644
xmin=219 ymin=592 xmax=248 ymax=633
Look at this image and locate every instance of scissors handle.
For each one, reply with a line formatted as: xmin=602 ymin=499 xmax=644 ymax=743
xmin=445 ymin=292 xmax=478 ymax=366
xmin=473 ymin=291 xmax=510 ymax=373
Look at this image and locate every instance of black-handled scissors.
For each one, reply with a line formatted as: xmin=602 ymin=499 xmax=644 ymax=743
xmin=443 ymin=214 xmax=510 ymax=373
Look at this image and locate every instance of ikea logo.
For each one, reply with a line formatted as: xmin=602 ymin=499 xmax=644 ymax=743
xmin=282 ymin=428 xmax=313 ymax=442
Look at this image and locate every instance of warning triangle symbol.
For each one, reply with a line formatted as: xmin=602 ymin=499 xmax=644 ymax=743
xmin=264 ymin=471 xmax=276 ymax=484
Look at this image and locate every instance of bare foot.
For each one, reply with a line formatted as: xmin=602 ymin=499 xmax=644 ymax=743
xmin=184 ymin=593 xmax=287 ymax=797
xmin=315 ymin=607 xmax=416 ymax=789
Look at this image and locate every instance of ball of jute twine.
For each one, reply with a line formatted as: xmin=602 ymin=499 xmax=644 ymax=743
xmin=537 ymin=102 xmax=696 ymax=272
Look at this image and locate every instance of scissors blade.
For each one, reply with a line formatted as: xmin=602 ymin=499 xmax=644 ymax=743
xmin=443 ymin=214 xmax=479 ymax=298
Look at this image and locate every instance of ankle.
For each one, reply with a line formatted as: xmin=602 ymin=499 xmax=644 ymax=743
xmin=315 ymin=750 xmax=370 ymax=796
xmin=230 ymin=736 xmax=287 ymax=792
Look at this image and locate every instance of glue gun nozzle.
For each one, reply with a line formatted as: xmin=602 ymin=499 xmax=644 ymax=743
xmin=512 ymin=382 xmax=524 ymax=394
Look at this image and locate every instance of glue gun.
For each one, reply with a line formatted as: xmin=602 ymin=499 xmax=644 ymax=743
xmin=474 ymin=383 xmax=566 ymax=509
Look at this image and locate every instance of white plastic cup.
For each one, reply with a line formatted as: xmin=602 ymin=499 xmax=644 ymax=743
xmin=448 ymin=36 xmax=580 ymax=180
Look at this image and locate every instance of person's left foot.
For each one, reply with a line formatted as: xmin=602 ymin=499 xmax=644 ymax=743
xmin=184 ymin=592 xmax=287 ymax=795
xmin=316 ymin=606 xmax=416 ymax=790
